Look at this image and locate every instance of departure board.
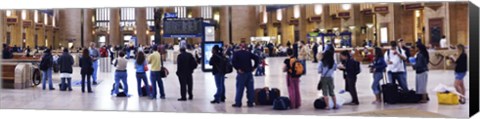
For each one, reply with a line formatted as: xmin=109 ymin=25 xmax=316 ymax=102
xmin=163 ymin=18 xmax=203 ymax=37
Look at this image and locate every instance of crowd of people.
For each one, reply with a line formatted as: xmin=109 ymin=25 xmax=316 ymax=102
xmin=1 ymin=37 xmax=468 ymax=110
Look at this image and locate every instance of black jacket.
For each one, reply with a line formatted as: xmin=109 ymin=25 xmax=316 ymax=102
xmin=176 ymin=51 xmax=198 ymax=75
xmin=209 ymin=53 xmax=223 ymax=75
xmin=341 ymin=59 xmax=358 ymax=79
xmin=232 ymin=50 xmax=259 ymax=73
xmin=79 ymin=56 xmax=94 ymax=75
xmin=57 ymin=52 xmax=74 ymax=73
xmin=40 ymin=53 xmax=54 ymax=71
xmin=455 ymin=53 xmax=468 ymax=73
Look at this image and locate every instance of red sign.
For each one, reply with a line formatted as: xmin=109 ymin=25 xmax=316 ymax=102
xmin=337 ymin=12 xmax=350 ymax=18
xmin=23 ymin=21 xmax=32 ymax=27
xmin=289 ymin=19 xmax=299 ymax=25
xmin=6 ymin=17 xmax=17 ymax=24
xmin=404 ymin=3 xmax=423 ymax=10
xmin=362 ymin=9 xmax=373 ymax=15
xmin=374 ymin=6 xmax=389 ymax=13
xmin=273 ymin=22 xmax=281 ymax=27
xmin=308 ymin=16 xmax=322 ymax=23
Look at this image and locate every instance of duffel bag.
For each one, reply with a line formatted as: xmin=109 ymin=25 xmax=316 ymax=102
xmin=398 ymin=90 xmax=423 ymax=103
xmin=273 ymin=96 xmax=291 ymax=110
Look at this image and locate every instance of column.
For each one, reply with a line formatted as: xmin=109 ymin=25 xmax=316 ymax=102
xmin=83 ymin=9 xmax=94 ymax=46
xmin=136 ymin=8 xmax=148 ymax=45
xmin=109 ymin=8 xmax=121 ymax=46
xmin=230 ymin=6 xmax=258 ymax=44
xmin=0 ymin=11 xmax=5 ymax=44
xmin=219 ymin=6 xmax=230 ymax=44
xmin=59 ymin=9 xmax=82 ymax=48
xmin=26 ymin=10 xmax=35 ymax=48
xmin=298 ymin=5 xmax=308 ymax=43
xmin=11 ymin=11 xmax=22 ymax=46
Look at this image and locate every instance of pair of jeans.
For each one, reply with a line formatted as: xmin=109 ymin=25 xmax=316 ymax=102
xmin=388 ymin=72 xmax=408 ymax=91
xmin=345 ymin=77 xmax=359 ymax=104
xmin=60 ymin=77 xmax=72 ymax=90
xmin=255 ymin=66 xmax=264 ymax=76
xmin=300 ymin=60 xmax=306 ymax=75
xmin=114 ymin=71 xmax=128 ymax=95
xmin=42 ymin=68 xmax=53 ymax=90
xmin=234 ymin=72 xmax=255 ymax=106
xmin=81 ymin=74 xmax=92 ymax=92
xmin=92 ymin=60 xmax=98 ymax=82
xmin=150 ymin=71 xmax=165 ymax=98
xmin=371 ymin=72 xmax=384 ymax=95
xmin=214 ymin=73 xmax=226 ymax=101
xmin=287 ymin=75 xmax=301 ymax=108
xmin=177 ymin=73 xmax=193 ymax=99
xmin=136 ymin=72 xmax=150 ymax=96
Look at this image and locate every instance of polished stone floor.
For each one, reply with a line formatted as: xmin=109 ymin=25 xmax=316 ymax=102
xmin=0 ymin=57 xmax=470 ymax=118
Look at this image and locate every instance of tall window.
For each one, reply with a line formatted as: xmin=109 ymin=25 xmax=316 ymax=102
xmin=146 ymin=8 xmax=155 ymax=26
xmin=174 ymin=7 xmax=187 ymax=18
xmin=95 ymin=8 xmax=110 ymax=30
xmin=120 ymin=8 xmax=135 ymax=27
xmin=201 ymin=6 xmax=212 ymax=19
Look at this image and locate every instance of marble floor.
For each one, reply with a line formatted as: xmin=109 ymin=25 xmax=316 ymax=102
xmin=0 ymin=57 xmax=470 ymax=118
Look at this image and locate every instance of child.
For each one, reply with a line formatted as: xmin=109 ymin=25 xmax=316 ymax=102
xmin=113 ymin=52 xmax=129 ymax=97
xmin=449 ymin=44 xmax=467 ymax=104
xmin=260 ymin=59 xmax=268 ymax=75
xmin=338 ymin=50 xmax=360 ymax=105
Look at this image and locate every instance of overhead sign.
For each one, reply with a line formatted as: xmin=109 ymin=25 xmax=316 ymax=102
xmin=164 ymin=12 xmax=178 ymax=18
xmin=163 ymin=18 xmax=203 ymax=37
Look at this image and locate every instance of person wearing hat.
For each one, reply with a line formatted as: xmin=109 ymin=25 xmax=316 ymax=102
xmin=40 ymin=48 xmax=55 ymax=90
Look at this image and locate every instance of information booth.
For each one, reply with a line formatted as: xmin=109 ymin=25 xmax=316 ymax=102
xmin=340 ymin=30 xmax=352 ymax=48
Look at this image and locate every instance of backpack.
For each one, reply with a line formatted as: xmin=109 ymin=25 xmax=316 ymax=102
xmin=273 ymin=97 xmax=291 ymax=110
xmin=288 ymin=58 xmax=304 ymax=77
xmin=58 ymin=83 xmax=68 ymax=91
xmin=217 ymin=55 xmax=233 ymax=74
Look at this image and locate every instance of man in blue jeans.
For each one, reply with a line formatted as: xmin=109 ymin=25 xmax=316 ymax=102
xmin=40 ymin=49 xmax=55 ymax=90
xmin=384 ymin=41 xmax=408 ymax=91
xmin=148 ymin=46 xmax=166 ymax=99
xmin=89 ymin=42 xmax=100 ymax=85
xmin=231 ymin=42 xmax=259 ymax=107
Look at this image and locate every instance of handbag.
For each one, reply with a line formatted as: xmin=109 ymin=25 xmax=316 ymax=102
xmin=317 ymin=67 xmax=333 ymax=90
xmin=159 ymin=51 xmax=168 ymax=78
xmin=144 ymin=63 xmax=149 ymax=71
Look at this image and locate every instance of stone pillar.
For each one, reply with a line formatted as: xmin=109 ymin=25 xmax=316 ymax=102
xmin=83 ymin=9 xmax=94 ymax=47
xmin=448 ymin=2 xmax=468 ymax=46
xmin=230 ymin=6 xmax=257 ymax=44
xmin=59 ymin=9 xmax=82 ymax=48
xmin=12 ymin=11 xmax=22 ymax=47
xmin=298 ymin=5 xmax=308 ymax=43
xmin=0 ymin=11 xmax=4 ymax=44
xmin=136 ymin=8 xmax=148 ymax=45
xmin=219 ymin=6 xmax=230 ymax=44
xmin=25 ymin=10 xmax=35 ymax=48
xmin=109 ymin=8 xmax=121 ymax=46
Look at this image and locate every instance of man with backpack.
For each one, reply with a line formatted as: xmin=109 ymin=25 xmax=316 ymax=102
xmin=57 ymin=48 xmax=74 ymax=91
xmin=40 ymin=49 xmax=55 ymax=90
xmin=209 ymin=45 xmax=232 ymax=104
xmin=338 ymin=50 xmax=361 ymax=105
xmin=231 ymin=42 xmax=260 ymax=108
xmin=283 ymin=49 xmax=303 ymax=109
xmin=384 ymin=41 xmax=409 ymax=92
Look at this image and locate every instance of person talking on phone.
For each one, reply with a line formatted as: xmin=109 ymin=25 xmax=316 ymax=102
xmin=384 ymin=41 xmax=408 ymax=91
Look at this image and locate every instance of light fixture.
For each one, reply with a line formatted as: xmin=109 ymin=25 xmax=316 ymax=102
xmin=146 ymin=30 xmax=149 ymax=34
xmin=342 ymin=4 xmax=352 ymax=11
xmin=276 ymin=9 xmax=282 ymax=21
xmin=366 ymin=23 xmax=374 ymax=28
xmin=263 ymin=10 xmax=268 ymax=23
xmin=333 ymin=27 xmax=339 ymax=31
xmin=21 ymin=10 xmax=26 ymax=20
xmin=134 ymin=30 xmax=137 ymax=34
xmin=314 ymin=4 xmax=323 ymax=15
xmin=34 ymin=10 xmax=38 ymax=23
xmin=294 ymin=5 xmax=300 ymax=18
xmin=6 ymin=10 xmax=12 ymax=17
xmin=52 ymin=16 xmax=55 ymax=27
xmin=92 ymin=16 xmax=95 ymax=23
xmin=320 ymin=29 xmax=325 ymax=32
xmin=415 ymin=10 xmax=421 ymax=18
xmin=349 ymin=26 xmax=355 ymax=30
xmin=213 ymin=13 xmax=220 ymax=22
xmin=187 ymin=14 xmax=192 ymax=18
xmin=44 ymin=13 xmax=48 ymax=25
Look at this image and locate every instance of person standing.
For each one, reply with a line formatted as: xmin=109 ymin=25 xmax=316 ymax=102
xmin=449 ymin=44 xmax=468 ymax=104
xmin=112 ymin=52 xmax=129 ymax=96
xmin=79 ymin=49 xmax=94 ymax=93
xmin=267 ymin=42 xmax=274 ymax=57
xmin=370 ymin=47 xmax=387 ymax=104
xmin=298 ymin=41 xmax=308 ymax=75
xmin=312 ymin=42 xmax=319 ymax=63
xmin=147 ymin=46 xmax=166 ymax=99
xmin=384 ymin=41 xmax=408 ymax=91
xmin=231 ymin=43 xmax=259 ymax=108
xmin=176 ymin=48 xmax=198 ymax=101
xmin=292 ymin=41 xmax=298 ymax=58
xmin=89 ymin=42 xmax=100 ymax=85
xmin=135 ymin=51 xmax=150 ymax=97
xmin=57 ymin=48 xmax=75 ymax=91
xmin=209 ymin=45 xmax=227 ymax=103
xmin=397 ymin=39 xmax=411 ymax=88
xmin=318 ymin=50 xmax=338 ymax=110
xmin=413 ymin=42 xmax=429 ymax=103
xmin=283 ymin=49 xmax=302 ymax=109
xmin=338 ymin=51 xmax=360 ymax=105
xmin=40 ymin=49 xmax=55 ymax=90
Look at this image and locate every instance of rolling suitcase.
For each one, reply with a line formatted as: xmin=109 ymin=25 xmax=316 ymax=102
xmin=381 ymin=72 xmax=400 ymax=104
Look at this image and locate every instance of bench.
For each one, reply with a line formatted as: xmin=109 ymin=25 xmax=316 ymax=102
xmin=1 ymin=63 xmax=32 ymax=89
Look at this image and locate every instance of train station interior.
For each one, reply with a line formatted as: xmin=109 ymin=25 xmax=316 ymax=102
xmin=0 ymin=2 xmax=472 ymax=118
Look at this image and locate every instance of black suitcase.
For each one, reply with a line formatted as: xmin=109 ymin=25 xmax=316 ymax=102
xmin=398 ymin=90 xmax=422 ymax=103
xmin=381 ymin=72 xmax=400 ymax=104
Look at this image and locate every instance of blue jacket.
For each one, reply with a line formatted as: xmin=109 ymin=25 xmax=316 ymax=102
xmin=373 ymin=57 xmax=387 ymax=73
xmin=413 ymin=53 xmax=429 ymax=73
xmin=232 ymin=50 xmax=259 ymax=73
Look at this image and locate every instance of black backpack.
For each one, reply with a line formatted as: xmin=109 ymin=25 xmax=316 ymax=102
xmin=273 ymin=97 xmax=291 ymax=110
xmin=216 ymin=55 xmax=233 ymax=74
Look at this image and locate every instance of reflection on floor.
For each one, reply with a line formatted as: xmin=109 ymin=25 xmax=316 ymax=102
xmin=0 ymin=57 xmax=470 ymax=118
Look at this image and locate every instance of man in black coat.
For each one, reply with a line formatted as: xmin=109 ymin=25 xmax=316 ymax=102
xmin=57 ymin=48 xmax=75 ymax=91
xmin=176 ymin=48 xmax=198 ymax=101
xmin=312 ymin=42 xmax=319 ymax=63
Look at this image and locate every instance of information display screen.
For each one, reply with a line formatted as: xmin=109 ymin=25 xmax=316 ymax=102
xmin=202 ymin=42 xmax=223 ymax=72
xmin=163 ymin=18 xmax=203 ymax=37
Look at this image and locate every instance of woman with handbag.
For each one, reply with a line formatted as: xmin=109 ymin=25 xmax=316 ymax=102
xmin=370 ymin=47 xmax=387 ymax=104
xmin=317 ymin=50 xmax=338 ymax=110
xmin=135 ymin=51 xmax=151 ymax=97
